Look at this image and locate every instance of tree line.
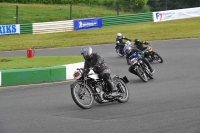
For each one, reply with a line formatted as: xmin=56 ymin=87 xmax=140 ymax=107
xmin=1 ymin=0 xmax=200 ymax=12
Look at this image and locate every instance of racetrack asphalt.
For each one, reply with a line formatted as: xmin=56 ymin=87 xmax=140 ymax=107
xmin=0 ymin=38 xmax=200 ymax=133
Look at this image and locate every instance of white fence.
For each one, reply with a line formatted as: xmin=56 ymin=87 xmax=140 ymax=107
xmin=33 ymin=20 xmax=74 ymax=34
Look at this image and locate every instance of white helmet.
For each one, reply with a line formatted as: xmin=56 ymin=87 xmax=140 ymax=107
xmin=123 ymin=45 xmax=132 ymax=54
xmin=117 ymin=33 xmax=122 ymax=37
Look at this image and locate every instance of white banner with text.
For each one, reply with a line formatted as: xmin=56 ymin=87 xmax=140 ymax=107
xmin=153 ymin=7 xmax=200 ymax=22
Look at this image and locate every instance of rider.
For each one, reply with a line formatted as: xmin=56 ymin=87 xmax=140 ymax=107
xmin=133 ymin=38 xmax=151 ymax=51
xmin=80 ymin=46 xmax=117 ymax=97
xmin=123 ymin=45 xmax=155 ymax=75
xmin=116 ymin=33 xmax=132 ymax=56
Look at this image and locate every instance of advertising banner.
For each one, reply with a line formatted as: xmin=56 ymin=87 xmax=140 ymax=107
xmin=74 ymin=18 xmax=102 ymax=30
xmin=0 ymin=24 xmax=20 ymax=35
xmin=153 ymin=7 xmax=200 ymax=22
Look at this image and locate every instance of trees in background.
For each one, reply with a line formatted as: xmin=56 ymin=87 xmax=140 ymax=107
xmin=1 ymin=0 xmax=200 ymax=12
xmin=147 ymin=0 xmax=200 ymax=11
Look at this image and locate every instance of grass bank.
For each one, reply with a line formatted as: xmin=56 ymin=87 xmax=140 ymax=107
xmin=0 ymin=3 xmax=128 ymax=24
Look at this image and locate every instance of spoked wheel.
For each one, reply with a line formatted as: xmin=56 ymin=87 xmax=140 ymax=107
xmin=71 ymin=82 xmax=94 ymax=109
xmin=136 ymin=66 xmax=148 ymax=82
xmin=154 ymin=53 xmax=163 ymax=63
xmin=114 ymin=79 xmax=129 ymax=103
xmin=143 ymin=64 xmax=153 ymax=79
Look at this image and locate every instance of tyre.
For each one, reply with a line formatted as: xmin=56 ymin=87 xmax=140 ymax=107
xmin=154 ymin=53 xmax=163 ymax=63
xmin=143 ymin=64 xmax=153 ymax=79
xmin=114 ymin=79 xmax=129 ymax=103
xmin=71 ymin=82 xmax=94 ymax=109
xmin=135 ymin=66 xmax=148 ymax=82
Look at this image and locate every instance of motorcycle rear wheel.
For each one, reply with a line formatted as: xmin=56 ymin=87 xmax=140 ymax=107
xmin=71 ymin=82 xmax=94 ymax=109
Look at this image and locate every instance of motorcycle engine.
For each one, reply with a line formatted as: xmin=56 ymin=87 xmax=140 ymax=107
xmin=95 ymin=82 xmax=105 ymax=94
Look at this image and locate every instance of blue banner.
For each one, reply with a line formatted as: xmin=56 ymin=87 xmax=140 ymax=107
xmin=74 ymin=18 xmax=102 ymax=30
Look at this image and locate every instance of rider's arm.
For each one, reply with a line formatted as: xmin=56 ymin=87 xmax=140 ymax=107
xmin=141 ymin=41 xmax=150 ymax=45
xmin=95 ymin=53 xmax=103 ymax=66
xmin=116 ymin=38 xmax=120 ymax=45
xmin=122 ymin=36 xmax=132 ymax=41
xmin=83 ymin=61 xmax=90 ymax=74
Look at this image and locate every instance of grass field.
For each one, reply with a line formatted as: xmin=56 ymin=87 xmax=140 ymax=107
xmin=0 ymin=3 xmax=128 ymax=24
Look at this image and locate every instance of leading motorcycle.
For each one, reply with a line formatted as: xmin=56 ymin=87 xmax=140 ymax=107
xmin=70 ymin=68 xmax=129 ymax=109
xmin=128 ymin=52 xmax=153 ymax=82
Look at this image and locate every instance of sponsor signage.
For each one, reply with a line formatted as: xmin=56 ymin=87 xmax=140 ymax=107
xmin=74 ymin=18 xmax=102 ymax=30
xmin=0 ymin=24 xmax=20 ymax=35
xmin=153 ymin=7 xmax=200 ymax=22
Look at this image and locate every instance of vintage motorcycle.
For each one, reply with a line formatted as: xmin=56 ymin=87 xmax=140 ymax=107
xmin=70 ymin=68 xmax=129 ymax=109
xmin=143 ymin=45 xmax=163 ymax=63
xmin=115 ymin=41 xmax=132 ymax=57
xmin=129 ymin=52 xmax=153 ymax=82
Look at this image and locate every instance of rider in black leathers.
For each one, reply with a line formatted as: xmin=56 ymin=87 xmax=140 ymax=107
xmin=80 ymin=46 xmax=117 ymax=96
xmin=116 ymin=33 xmax=131 ymax=55
xmin=124 ymin=45 xmax=155 ymax=75
xmin=133 ymin=38 xmax=151 ymax=50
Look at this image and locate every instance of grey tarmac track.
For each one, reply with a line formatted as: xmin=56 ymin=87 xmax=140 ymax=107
xmin=0 ymin=38 xmax=200 ymax=133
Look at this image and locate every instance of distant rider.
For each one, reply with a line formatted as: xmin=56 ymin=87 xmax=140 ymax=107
xmin=124 ymin=45 xmax=155 ymax=75
xmin=116 ymin=33 xmax=132 ymax=56
xmin=133 ymin=38 xmax=151 ymax=51
xmin=80 ymin=46 xmax=117 ymax=97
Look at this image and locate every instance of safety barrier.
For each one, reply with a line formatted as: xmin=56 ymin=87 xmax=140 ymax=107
xmin=20 ymin=23 xmax=33 ymax=34
xmin=0 ymin=62 xmax=84 ymax=86
xmin=102 ymin=12 xmax=153 ymax=27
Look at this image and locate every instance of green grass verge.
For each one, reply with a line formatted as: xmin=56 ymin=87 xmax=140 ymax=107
xmin=0 ymin=56 xmax=84 ymax=70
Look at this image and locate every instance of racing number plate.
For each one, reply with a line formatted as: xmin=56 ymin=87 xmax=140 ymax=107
xmin=130 ymin=58 xmax=137 ymax=65
xmin=73 ymin=71 xmax=81 ymax=79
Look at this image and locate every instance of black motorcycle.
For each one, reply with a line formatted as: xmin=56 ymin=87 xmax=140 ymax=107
xmin=70 ymin=68 xmax=129 ymax=109
xmin=128 ymin=52 xmax=153 ymax=82
xmin=144 ymin=46 xmax=163 ymax=63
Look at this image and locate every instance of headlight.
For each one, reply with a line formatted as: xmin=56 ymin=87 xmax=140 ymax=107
xmin=148 ymin=47 xmax=153 ymax=52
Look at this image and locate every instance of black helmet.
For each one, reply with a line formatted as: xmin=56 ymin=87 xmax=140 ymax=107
xmin=80 ymin=46 xmax=92 ymax=60
xmin=134 ymin=38 xmax=140 ymax=45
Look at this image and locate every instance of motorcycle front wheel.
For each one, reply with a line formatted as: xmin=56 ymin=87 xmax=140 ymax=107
xmin=114 ymin=79 xmax=129 ymax=103
xmin=154 ymin=52 xmax=163 ymax=63
xmin=71 ymin=82 xmax=94 ymax=109
xmin=143 ymin=63 xmax=153 ymax=79
xmin=135 ymin=65 xmax=148 ymax=82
